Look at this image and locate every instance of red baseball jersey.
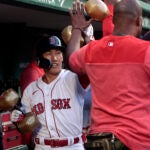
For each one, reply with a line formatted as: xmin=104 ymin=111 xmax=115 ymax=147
xmin=69 ymin=35 xmax=150 ymax=150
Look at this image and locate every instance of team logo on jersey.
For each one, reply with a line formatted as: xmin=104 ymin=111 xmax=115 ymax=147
xmin=32 ymin=99 xmax=71 ymax=115
xmin=107 ymin=41 xmax=114 ymax=47
xmin=32 ymin=90 xmax=39 ymax=95
xmin=32 ymin=103 xmax=44 ymax=115
xmin=51 ymin=98 xmax=71 ymax=110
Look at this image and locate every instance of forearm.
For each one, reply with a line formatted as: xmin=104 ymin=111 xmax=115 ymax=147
xmin=102 ymin=4 xmax=114 ymax=36
xmin=66 ymin=0 xmax=92 ymax=68
xmin=66 ymin=28 xmax=82 ymax=64
xmin=102 ymin=0 xmax=116 ymax=36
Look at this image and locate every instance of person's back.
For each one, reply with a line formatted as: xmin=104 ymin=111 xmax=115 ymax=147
xmin=81 ymin=34 xmax=150 ymax=149
xmin=68 ymin=0 xmax=150 ymax=149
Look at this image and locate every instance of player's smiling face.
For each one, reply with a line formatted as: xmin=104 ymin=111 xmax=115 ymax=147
xmin=43 ymin=49 xmax=63 ymax=75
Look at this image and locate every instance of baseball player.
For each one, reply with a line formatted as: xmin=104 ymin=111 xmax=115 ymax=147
xmin=67 ymin=0 xmax=150 ymax=150
xmin=10 ymin=35 xmax=86 ymax=150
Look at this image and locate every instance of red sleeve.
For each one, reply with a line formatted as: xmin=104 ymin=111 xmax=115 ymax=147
xmin=20 ymin=64 xmax=44 ymax=96
xmin=69 ymin=44 xmax=89 ymax=75
xmin=102 ymin=4 xmax=114 ymax=36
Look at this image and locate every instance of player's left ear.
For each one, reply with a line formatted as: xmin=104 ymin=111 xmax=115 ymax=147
xmin=136 ymin=16 xmax=142 ymax=36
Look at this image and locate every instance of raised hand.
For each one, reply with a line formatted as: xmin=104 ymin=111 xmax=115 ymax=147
xmin=68 ymin=0 xmax=93 ymax=31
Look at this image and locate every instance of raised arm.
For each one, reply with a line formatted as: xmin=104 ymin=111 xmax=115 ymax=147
xmin=66 ymin=0 xmax=92 ymax=61
xmin=102 ymin=0 xmax=118 ymax=36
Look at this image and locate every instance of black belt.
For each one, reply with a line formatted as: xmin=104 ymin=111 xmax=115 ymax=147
xmin=87 ymin=132 xmax=113 ymax=140
xmin=85 ymin=133 xmax=129 ymax=150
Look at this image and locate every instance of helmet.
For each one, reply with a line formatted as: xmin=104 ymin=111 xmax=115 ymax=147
xmin=35 ymin=35 xmax=65 ymax=69
xmin=35 ymin=35 xmax=65 ymax=57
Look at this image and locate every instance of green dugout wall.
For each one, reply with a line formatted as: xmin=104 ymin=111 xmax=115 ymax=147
xmin=1 ymin=0 xmax=150 ymax=29
xmin=15 ymin=0 xmax=87 ymax=12
xmin=13 ymin=0 xmax=150 ymax=30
